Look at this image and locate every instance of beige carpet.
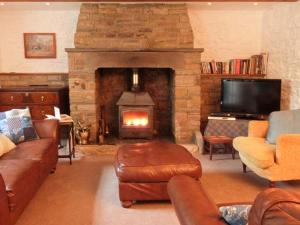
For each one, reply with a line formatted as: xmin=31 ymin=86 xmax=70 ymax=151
xmin=16 ymin=146 xmax=300 ymax=225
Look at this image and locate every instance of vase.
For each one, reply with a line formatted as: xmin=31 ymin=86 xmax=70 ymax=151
xmin=80 ymin=131 xmax=89 ymax=145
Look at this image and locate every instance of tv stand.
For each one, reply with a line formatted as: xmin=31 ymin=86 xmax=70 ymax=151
xmin=204 ymin=118 xmax=249 ymax=140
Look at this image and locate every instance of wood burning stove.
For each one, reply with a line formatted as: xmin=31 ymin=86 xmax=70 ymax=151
xmin=116 ymin=69 xmax=155 ymax=139
xmin=117 ymin=92 xmax=154 ymax=139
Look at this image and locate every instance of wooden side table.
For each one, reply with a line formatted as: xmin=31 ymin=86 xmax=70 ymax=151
xmin=58 ymin=115 xmax=75 ymax=165
xmin=204 ymin=136 xmax=234 ymax=160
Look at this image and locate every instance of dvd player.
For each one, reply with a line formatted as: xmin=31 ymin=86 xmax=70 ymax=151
xmin=209 ymin=112 xmax=265 ymax=120
xmin=210 ymin=112 xmax=234 ymax=117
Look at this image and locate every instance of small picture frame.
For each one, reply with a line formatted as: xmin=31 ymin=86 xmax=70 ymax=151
xmin=23 ymin=33 xmax=56 ymax=58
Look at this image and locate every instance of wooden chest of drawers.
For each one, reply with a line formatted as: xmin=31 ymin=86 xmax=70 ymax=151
xmin=0 ymin=86 xmax=69 ymax=119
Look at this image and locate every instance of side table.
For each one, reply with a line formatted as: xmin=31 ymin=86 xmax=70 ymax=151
xmin=58 ymin=115 xmax=75 ymax=165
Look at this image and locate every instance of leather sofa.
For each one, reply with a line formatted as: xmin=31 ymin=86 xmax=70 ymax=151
xmin=0 ymin=120 xmax=59 ymax=225
xmin=168 ymin=175 xmax=300 ymax=225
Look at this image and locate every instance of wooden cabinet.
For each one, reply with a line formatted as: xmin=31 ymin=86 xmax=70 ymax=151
xmin=0 ymin=86 xmax=69 ymax=119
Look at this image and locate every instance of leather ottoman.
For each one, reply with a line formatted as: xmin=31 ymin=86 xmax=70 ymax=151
xmin=114 ymin=141 xmax=202 ymax=208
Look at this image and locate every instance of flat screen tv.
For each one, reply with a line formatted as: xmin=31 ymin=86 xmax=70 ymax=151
xmin=221 ymin=79 xmax=281 ymax=115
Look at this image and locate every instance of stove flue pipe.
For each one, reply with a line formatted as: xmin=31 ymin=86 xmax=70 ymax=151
xmin=131 ymin=68 xmax=140 ymax=92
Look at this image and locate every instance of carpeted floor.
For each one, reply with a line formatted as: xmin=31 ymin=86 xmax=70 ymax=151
xmin=16 ymin=146 xmax=300 ymax=225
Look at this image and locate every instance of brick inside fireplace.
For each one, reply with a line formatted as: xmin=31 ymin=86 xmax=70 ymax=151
xmin=66 ymin=3 xmax=203 ymax=143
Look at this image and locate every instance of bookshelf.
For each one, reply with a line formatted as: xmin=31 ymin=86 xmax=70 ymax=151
xmin=201 ymin=73 xmax=266 ymax=78
xmin=200 ymin=53 xmax=268 ymax=133
xmin=201 ymin=53 xmax=268 ymax=76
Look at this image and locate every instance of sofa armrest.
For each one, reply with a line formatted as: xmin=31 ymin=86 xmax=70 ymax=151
xmin=276 ymin=134 xmax=300 ymax=165
xmin=33 ymin=120 xmax=59 ymax=144
xmin=167 ymin=175 xmax=226 ymax=225
xmin=0 ymin=174 xmax=11 ymax=225
xmin=217 ymin=201 xmax=253 ymax=207
xmin=248 ymin=188 xmax=300 ymax=225
xmin=248 ymin=120 xmax=269 ymax=138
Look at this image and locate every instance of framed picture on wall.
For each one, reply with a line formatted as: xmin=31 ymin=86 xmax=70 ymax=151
xmin=23 ymin=33 xmax=56 ymax=58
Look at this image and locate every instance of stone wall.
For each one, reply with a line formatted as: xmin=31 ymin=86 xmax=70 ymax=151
xmin=262 ymin=2 xmax=300 ymax=109
xmin=67 ymin=50 xmax=202 ymax=143
xmin=68 ymin=3 xmax=201 ymax=143
xmin=0 ymin=73 xmax=68 ymax=87
xmin=75 ymin=3 xmax=193 ymax=49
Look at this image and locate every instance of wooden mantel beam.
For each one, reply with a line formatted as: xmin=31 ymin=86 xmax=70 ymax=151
xmin=0 ymin=0 xmax=297 ymax=2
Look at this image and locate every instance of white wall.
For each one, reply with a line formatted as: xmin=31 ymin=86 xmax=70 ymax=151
xmin=188 ymin=4 xmax=264 ymax=61
xmin=0 ymin=5 xmax=79 ymax=73
xmin=0 ymin=3 xmax=266 ymax=73
xmin=262 ymin=2 xmax=300 ymax=109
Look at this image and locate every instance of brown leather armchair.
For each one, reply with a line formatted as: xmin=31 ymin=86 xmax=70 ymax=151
xmin=168 ymin=175 xmax=300 ymax=225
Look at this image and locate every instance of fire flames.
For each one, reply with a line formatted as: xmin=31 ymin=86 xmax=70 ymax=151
xmin=123 ymin=111 xmax=149 ymax=127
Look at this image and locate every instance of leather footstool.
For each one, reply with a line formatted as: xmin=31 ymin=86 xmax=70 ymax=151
xmin=114 ymin=141 xmax=202 ymax=208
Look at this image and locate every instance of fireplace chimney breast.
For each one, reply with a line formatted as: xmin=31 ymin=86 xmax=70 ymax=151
xmin=75 ymin=3 xmax=194 ymax=49
xmin=67 ymin=3 xmax=203 ymax=143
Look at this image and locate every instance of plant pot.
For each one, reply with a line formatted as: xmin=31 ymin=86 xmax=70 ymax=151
xmin=80 ymin=131 xmax=89 ymax=145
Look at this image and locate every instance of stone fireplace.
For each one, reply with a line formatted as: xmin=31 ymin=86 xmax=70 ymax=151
xmin=66 ymin=3 xmax=203 ymax=143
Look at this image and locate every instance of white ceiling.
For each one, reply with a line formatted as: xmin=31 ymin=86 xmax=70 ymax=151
xmin=0 ymin=2 xmax=284 ymax=11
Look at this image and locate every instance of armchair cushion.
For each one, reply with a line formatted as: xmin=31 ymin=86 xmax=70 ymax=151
xmin=266 ymin=109 xmax=300 ymax=144
xmin=248 ymin=120 xmax=269 ymax=138
xmin=233 ymin=137 xmax=275 ymax=169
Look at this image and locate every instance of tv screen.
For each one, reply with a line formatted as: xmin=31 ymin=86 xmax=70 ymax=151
xmin=221 ymin=79 xmax=281 ymax=115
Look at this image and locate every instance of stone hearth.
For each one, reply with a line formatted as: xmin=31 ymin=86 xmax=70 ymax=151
xmin=66 ymin=3 xmax=203 ymax=143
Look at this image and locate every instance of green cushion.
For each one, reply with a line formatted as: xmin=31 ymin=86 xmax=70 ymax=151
xmin=266 ymin=109 xmax=300 ymax=144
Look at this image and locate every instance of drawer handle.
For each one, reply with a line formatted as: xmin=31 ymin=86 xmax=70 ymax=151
xmin=41 ymin=96 xmax=45 ymax=102
xmin=10 ymin=96 xmax=14 ymax=101
xmin=25 ymin=92 xmax=29 ymax=97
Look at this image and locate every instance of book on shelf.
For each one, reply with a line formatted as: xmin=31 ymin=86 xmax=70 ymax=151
xmin=201 ymin=61 xmax=228 ymax=74
xmin=201 ymin=53 xmax=268 ymax=76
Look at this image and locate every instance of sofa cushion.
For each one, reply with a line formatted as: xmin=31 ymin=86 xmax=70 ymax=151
xmin=266 ymin=109 xmax=300 ymax=144
xmin=0 ymin=159 xmax=40 ymax=215
xmin=0 ymin=108 xmax=39 ymax=144
xmin=0 ymin=134 xmax=16 ymax=157
xmin=0 ymin=138 xmax=53 ymax=161
xmin=233 ymin=137 xmax=276 ymax=169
